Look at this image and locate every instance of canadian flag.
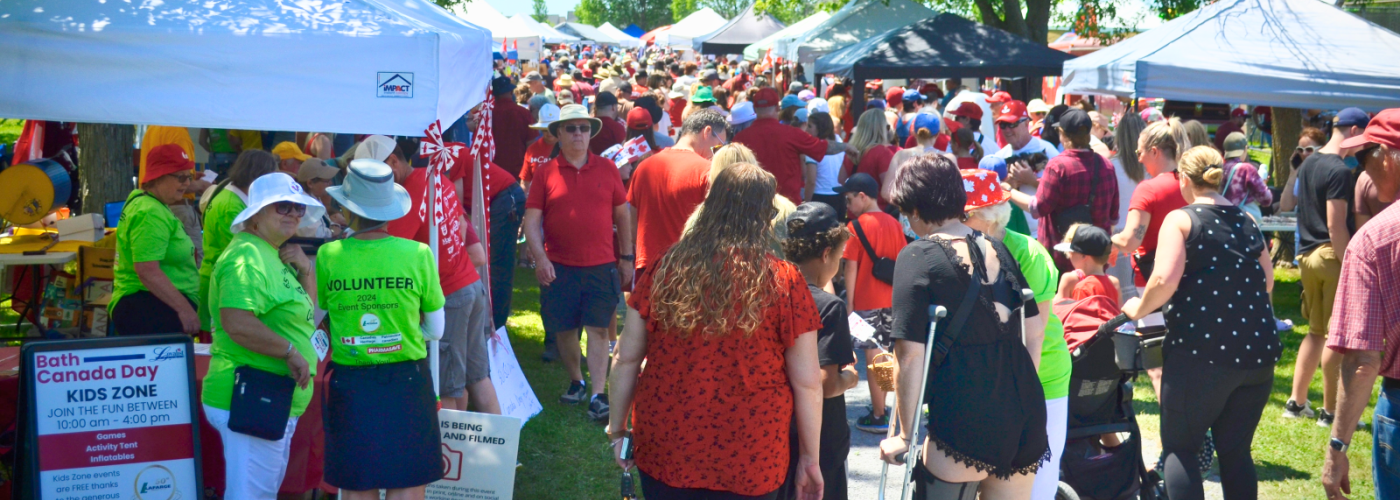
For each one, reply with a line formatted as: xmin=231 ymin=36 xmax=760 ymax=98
xmin=603 ymin=135 xmax=652 ymax=167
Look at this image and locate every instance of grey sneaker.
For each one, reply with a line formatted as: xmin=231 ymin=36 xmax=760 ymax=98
xmin=559 ymin=381 xmax=586 ymax=405
xmin=1318 ymin=409 xmax=1336 ymax=428
xmin=1283 ymin=399 xmax=1315 ymax=419
xmin=587 ymin=394 xmax=610 ymax=421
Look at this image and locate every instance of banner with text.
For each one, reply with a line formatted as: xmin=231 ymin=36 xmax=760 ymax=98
xmin=488 ymin=327 xmax=541 ymax=427
xmin=426 ymin=409 xmax=520 ymax=500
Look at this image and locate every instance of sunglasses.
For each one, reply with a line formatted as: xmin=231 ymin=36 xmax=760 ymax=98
xmin=172 ymin=173 xmax=193 ymax=183
xmin=273 ymin=201 xmax=307 ymax=217
xmin=560 ymin=124 xmax=591 ymax=134
xmin=997 ymin=119 xmax=1027 ymax=130
xmin=1296 ymin=146 xmax=1318 ymax=154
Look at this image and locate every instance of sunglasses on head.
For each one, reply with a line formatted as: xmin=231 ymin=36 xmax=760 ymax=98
xmin=561 ymin=124 xmax=591 ymax=134
xmin=273 ymin=201 xmax=307 ymax=217
xmin=1296 ymin=146 xmax=1318 ymax=154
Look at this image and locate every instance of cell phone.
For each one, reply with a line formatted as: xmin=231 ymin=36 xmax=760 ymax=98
xmin=619 ymin=434 xmax=634 ymax=461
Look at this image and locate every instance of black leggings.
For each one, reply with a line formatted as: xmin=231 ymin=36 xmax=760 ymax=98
xmin=637 ymin=469 xmax=778 ymax=500
xmin=1159 ymin=353 xmax=1274 ymax=500
xmin=111 ymin=291 xmax=194 ymax=336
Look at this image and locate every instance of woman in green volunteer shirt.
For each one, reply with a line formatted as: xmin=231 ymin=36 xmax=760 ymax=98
xmin=111 ymin=143 xmax=201 ymax=336
xmin=202 ymin=172 xmax=325 ymax=499
xmin=198 ymin=150 xmax=278 ymax=331
xmin=316 ymin=159 xmax=446 ymax=497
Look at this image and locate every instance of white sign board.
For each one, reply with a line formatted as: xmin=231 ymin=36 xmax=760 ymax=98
xmin=426 ymin=409 xmax=521 ymax=500
xmin=23 ymin=337 xmax=201 ymax=500
xmin=488 ymin=327 xmax=541 ymax=427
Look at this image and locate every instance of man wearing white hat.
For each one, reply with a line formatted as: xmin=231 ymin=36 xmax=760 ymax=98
xmin=524 ymin=104 xmax=633 ymax=421
xmin=520 ymin=103 xmax=561 ymax=194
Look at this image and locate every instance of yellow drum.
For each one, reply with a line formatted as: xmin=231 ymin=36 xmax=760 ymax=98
xmin=0 ymin=159 xmax=71 ymax=225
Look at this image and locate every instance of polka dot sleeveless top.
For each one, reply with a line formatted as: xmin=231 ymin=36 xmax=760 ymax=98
xmin=1161 ymin=204 xmax=1281 ymax=368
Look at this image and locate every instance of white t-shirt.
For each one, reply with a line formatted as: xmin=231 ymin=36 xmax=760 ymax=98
xmin=808 ymin=137 xmax=845 ymax=196
xmin=994 ymin=138 xmax=1061 ymax=234
xmin=1110 ymin=156 xmax=1141 ymax=232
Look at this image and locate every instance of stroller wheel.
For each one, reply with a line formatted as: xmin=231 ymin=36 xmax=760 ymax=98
xmin=1055 ymin=482 xmax=1081 ymax=500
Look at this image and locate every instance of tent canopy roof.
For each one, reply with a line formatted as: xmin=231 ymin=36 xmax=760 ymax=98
xmin=451 ymin=1 xmax=537 ymax=40
xmin=512 ymin=14 xmax=579 ymax=44
xmin=599 ymin=22 xmax=644 ymax=48
xmin=0 ymin=0 xmax=491 ymax=136
xmin=1060 ymin=0 xmax=1400 ymax=110
xmin=669 ymin=7 xmax=729 ymax=38
xmin=622 ymin=24 xmax=646 ymax=37
xmin=693 ymin=3 xmax=785 ymax=54
xmin=816 ymin=13 xmax=1075 ymax=80
xmin=744 ymin=11 xmax=831 ymax=61
xmin=781 ymin=0 xmax=935 ymax=63
xmin=555 ymin=22 xmax=620 ymax=45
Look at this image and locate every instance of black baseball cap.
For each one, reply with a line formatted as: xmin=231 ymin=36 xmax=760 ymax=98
xmin=1335 ymin=107 xmax=1370 ymax=129
xmin=1057 ymin=108 xmax=1092 ymax=135
xmin=833 ymin=173 xmax=880 ymax=198
xmin=786 ymin=202 xmax=842 ymax=238
xmin=1054 ymin=224 xmax=1112 ymax=258
xmin=594 ymin=90 xmax=618 ymax=108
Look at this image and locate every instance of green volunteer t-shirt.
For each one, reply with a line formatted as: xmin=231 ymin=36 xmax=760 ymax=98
xmin=202 ymin=232 xmax=317 ymax=416
xmin=111 ymin=190 xmax=200 ymax=314
xmin=1002 ymin=230 xmax=1071 ymax=400
xmin=207 ymin=129 xmax=235 ymax=154
xmin=198 ymin=187 xmax=247 ymax=329
xmin=315 ymin=237 xmax=445 ymax=366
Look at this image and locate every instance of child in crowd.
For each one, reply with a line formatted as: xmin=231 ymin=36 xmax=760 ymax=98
xmin=778 ymin=202 xmax=859 ymax=500
xmin=835 ymin=173 xmax=907 ymax=433
xmin=1054 ymin=223 xmax=1121 ymax=306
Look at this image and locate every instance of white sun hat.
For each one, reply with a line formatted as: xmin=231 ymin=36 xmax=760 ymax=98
xmin=354 ymin=134 xmax=397 ymax=162
xmin=231 ymin=172 xmax=326 ymax=233
xmin=326 ymin=159 xmax=411 ymax=222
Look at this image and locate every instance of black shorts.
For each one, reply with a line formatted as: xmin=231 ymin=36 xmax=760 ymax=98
xmin=541 ymin=263 xmax=620 ymax=333
xmin=324 ymin=358 xmax=443 ymax=490
xmin=111 ymin=291 xmax=196 ymax=336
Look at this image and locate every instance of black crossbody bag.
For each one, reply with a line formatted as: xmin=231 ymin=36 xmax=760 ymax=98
xmin=852 ymin=218 xmax=897 ymax=284
xmin=1052 ymin=153 xmax=1103 ymax=235
xmin=228 ymin=365 xmax=296 ymax=440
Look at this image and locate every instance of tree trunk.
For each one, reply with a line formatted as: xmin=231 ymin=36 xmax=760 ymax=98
xmin=76 ymin=123 xmax=136 ymax=214
xmin=1270 ymin=108 xmax=1302 ymax=187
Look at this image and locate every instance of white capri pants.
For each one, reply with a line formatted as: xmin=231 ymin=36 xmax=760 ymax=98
xmin=1031 ymin=396 xmax=1069 ymax=500
xmin=203 ymin=405 xmax=299 ymax=500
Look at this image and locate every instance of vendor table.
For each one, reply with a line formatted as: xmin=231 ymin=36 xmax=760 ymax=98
xmin=1257 ymin=212 xmax=1298 ymax=233
xmin=0 ymin=344 xmax=331 ymax=497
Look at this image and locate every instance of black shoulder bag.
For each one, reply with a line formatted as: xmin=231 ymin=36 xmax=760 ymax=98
xmin=1052 ymin=153 xmax=1102 ymax=235
xmin=852 ymin=218 xmax=897 ymax=284
xmin=228 ymin=365 xmax=296 ymax=440
xmin=929 ymin=236 xmax=985 ymax=369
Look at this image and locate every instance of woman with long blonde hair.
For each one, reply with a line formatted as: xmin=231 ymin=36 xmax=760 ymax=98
xmin=608 ymin=163 xmax=827 ymax=500
xmin=847 ymin=109 xmax=899 ymax=204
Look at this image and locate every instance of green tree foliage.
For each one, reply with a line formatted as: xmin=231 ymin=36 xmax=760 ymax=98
xmin=672 ymin=0 xmax=700 ymax=21
xmin=532 ymin=0 xmax=549 ymax=22
xmin=576 ymin=0 xmax=610 ymax=25
xmin=572 ymin=0 xmax=674 ymax=29
xmin=702 ymin=0 xmax=751 ymax=18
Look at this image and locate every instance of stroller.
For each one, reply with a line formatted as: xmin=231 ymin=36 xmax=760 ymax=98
xmin=1052 ymin=296 xmax=1166 ymax=500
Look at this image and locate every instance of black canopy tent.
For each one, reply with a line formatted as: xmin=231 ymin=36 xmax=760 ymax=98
xmin=814 ymin=13 xmax=1076 ymax=112
xmin=692 ymin=3 xmax=785 ymax=55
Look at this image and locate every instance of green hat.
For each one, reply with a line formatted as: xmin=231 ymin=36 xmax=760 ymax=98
xmin=690 ymin=86 xmax=716 ymax=104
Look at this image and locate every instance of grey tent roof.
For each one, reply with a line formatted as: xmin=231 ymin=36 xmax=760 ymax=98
xmin=554 ymin=22 xmax=620 ymax=45
xmin=816 ymin=13 xmax=1075 ymax=80
xmin=1061 ymin=0 xmax=1400 ymax=110
xmin=692 ymin=3 xmax=785 ymax=55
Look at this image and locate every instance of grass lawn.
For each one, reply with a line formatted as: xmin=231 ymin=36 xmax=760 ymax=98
xmin=1 ymin=119 xmax=23 ymax=152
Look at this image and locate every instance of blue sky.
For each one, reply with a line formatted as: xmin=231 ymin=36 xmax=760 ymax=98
xmin=484 ymin=0 xmax=581 ymax=17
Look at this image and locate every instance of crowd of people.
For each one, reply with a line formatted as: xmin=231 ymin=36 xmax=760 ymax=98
xmin=98 ymin=40 xmax=1400 ymax=500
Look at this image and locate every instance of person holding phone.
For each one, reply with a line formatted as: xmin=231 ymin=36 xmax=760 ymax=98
xmin=203 ymin=173 xmax=325 ymax=500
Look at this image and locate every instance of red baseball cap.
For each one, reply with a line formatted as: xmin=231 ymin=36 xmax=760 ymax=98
xmin=581 ymin=68 xmax=593 ymax=79
xmin=626 ymin=106 xmax=653 ymax=131
xmin=986 ymin=91 xmax=1013 ymax=104
xmin=994 ymin=100 xmax=1029 ymax=124
xmin=1230 ymin=107 xmax=1247 ymax=119
xmin=1341 ymin=108 xmax=1400 ymax=150
xmin=949 ymin=101 xmax=983 ymax=121
xmin=752 ymin=87 xmax=781 ymax=108
xmin=885 ymin=87 xmax=904 ymax=106
xmin=142 ymin=144 xmax=195 ymax=184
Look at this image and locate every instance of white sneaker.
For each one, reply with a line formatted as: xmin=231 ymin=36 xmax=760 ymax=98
xmin=1283 ymin=399 xmax=1316 ymax=419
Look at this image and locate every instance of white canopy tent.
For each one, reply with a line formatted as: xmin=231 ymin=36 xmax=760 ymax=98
xmin=512 ymin=14 xmax=581 ymax=44
xmin=0 ymin=0 xmax=492 ymax=136
xmin=1060 ymin=0 xmax=1400 ymax=110
xmin=777 ymin=0 xmax=934 ymax=65
xmin=743 ymin=11 xmax=831 ymax=61
xmin=556 ymin=22 xmax=622 ymax=46
xmin=600 ymin=22 xmax=644 ymax=48
xmin=655 ymin=8 xmax=728 ymax=49
xmin=449 ymin=1 xmax=542 ymax=61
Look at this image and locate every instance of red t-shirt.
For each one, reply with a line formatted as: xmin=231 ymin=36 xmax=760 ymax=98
xmin=526 ymin=153 xmax=627 ymax=267
xmin=843 ymin=211 xmax=907 ymax=311
xmin=957 ymin=156 xmax=979 ymax=170
xmin=520 ymin=139 xmax=555 ymax=183
xmin=733 ymin=118 xmax=829 ymax=202
xmin=589 ymin=116 xmax=627 ymax=155
xmin=628 ymin=258 xmax=820 ymax=496
xmin=627 ymin=149 xmax=711 ymax=270
xmin=1128 ymin=172 xmax=1189 ymax=286
xmin=490 ymin=95 xmax=534 ymax=179
xmin=1071 ymin=271 xmax=1121 ymax=307
xmin=668 ymin=97 xmax=687 ymax=130
xmin=388 ymin=169 xmax=481 ymax=295
xmin=454 ymin=159 xmax=518 ymax=207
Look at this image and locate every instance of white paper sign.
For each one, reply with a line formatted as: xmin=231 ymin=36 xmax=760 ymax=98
xmin=488 ymin=327 xmax=541 ymax=427
xmin=849 ymin=312 xmax=877 ymax=343
xmin=426 ymin=410 xmax=521 ymax=500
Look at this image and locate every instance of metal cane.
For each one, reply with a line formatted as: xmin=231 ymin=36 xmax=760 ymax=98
xmin=878 ymin=304 xmax=948 ymax=500
xmin=1019 ymin=288 xmax=1035 ymax=345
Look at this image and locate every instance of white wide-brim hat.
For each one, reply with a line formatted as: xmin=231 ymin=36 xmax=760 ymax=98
xmin=326 ymin=159 xmax=411 ymax=222
xmin=231 ymin=172 xmax=326 ymax=233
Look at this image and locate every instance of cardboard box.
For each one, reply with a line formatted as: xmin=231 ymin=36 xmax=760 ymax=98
xmin=60 ymin=228 xmax=102 ymax=243
xmin=56 ymin=213 xmax=104 ymax=234
xmin=78 ymin=246 xmax=116 ymax=282
xmin=83 ymin=280 xmax=113 ymax=302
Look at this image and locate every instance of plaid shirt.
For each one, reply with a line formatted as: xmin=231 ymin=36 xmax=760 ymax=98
xmin=1221 ymin=159 xmax=1274 ymax=207
xmin=1032 ymin=149 xmax=1120 ymax=270
xmin=1328 ymin=202 xmax=1400 ymax=379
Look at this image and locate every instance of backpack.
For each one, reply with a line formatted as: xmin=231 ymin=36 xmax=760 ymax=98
xmin=1054 ymin=294 xmax=1122 ymax=353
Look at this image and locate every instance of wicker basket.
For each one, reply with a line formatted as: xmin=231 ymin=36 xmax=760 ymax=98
xmin=868 ymin=352 xmax=896 ymax=392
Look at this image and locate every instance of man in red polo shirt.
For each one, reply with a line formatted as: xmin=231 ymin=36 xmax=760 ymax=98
xmin=491 ymin=76 xmax=534 ymax=178
xmin=733 ymin=87 xmax=854 ymax=202
xmin=523 ymin=104 xmax=633 ymax=422
xmin=628 ymin=109 xmax=729 ymax=273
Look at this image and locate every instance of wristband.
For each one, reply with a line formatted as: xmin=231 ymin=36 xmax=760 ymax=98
xmin=283 ymin=343 xmax=297 ymax=360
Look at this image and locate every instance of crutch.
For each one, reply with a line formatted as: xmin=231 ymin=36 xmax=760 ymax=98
xmin=878 ymin=304 xmax=947 ymax=500
xmin=1018 ymin=288 xmax=1035 ymax=345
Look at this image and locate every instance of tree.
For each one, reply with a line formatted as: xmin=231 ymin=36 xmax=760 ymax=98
xmin=576 ymin=0 xmax=610 ymax=26
xmin=702 ymin=0 xmax=749 ymax=18
xmin=672 ymin=0 xmax=699 ymax=22
xmin=532 ymin=0 xmax=549 ymax=22
xmin=607 ymin=0 xmax=673 ymax=31
xmin=75 ymin=124 xmax=135 ymax=213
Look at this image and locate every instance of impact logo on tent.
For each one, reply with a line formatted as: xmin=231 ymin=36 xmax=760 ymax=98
xmin=378 ymin=72 xmax=414 ymax=98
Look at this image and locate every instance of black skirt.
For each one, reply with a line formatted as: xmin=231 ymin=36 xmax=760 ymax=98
xmin=324 ymin=358 xmax=443 ymax=490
